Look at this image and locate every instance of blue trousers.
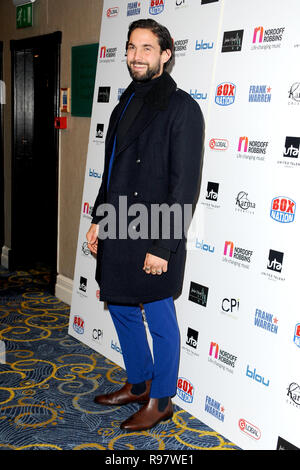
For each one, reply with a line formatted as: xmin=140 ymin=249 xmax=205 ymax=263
xmin=108 ymin=297 xmax=180 ymax=398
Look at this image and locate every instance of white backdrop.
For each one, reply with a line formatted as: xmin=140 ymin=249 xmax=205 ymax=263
xmin=69 ymin=0 xmax=300 ymax=450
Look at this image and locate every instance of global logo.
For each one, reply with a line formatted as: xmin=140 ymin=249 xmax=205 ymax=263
xmin=149 ymin=0 xmax=165 ymax=15
xmin=270 ymin=196 xmax=296 ymax=223
xmin=215 ymin=82 xmax=236 ymax=106
xmin=73 ymin=316 xmax=85 ymax=335
xmin=177 ymin=377 xmax=194 ymax=403
xmin=239 ymin=419 xmax=261 ymax=440
xmin=209 ymin=138 xmax=229 ymax=150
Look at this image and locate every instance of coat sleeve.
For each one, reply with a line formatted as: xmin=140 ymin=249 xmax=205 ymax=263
xmin=147 ymin=95 xmax=204 ymax=260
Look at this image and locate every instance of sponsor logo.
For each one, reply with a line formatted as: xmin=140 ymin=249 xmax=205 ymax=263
xmin=270 ymin=197 xmax=296 ymax=223
xmin=239 ymin=419 xmax=261 ymax=440
xmin=223 ymin=240 xmax=253 ymax=269
xmin=79 ymin=276 xmax=87 ymax=295
xmin=96 ymin=123 xmax=104 ymax=139
xmin=284 ymin=136 xmax=300 ymax=158
xmin=254 ymin=308 xmax=278 ymax=335
xmin=267 ymin=249 xmax=284 ymax=273
xmin=249 ymin=85 xmax=271 ymax=103
xmin=195 ymin=238 xmax=215 ymax=254
xmin=99 ymin=46 xmax=117 ymax=61
xmin=117 ymin=88 xmax=126 ymax=101
xmin=82 ymin=202 xmax=93 ymax=218
xmin=288 ymin=82 xmax=300 ymax=105
xmin=277 ymin=437 xmax=299 ymax=450
xmin=177 ymin=377 xmax=194 ymax=403
xmin=111 ymin=340 xmax=122 ymax=355
xmin=246 ymin=365 xmax=269 ymax=387
xmin=237 ymin=136 xmax=268 ymax=162
xmin=73 ymin=316 xmax=85 ymax=334
xmin=89 ymin=168 xmax=101 ymax=179
xmin=106 ymin=7 xmax=119 ymax=17
xmin=127 ymin=2 xmax=141 ymax=16
xmin=92 ymin=328 xmax=103 ymax=344
xmin=286 ymin=382 xmax=300 ymax=409
xmin=195 ymin=39 xmax=214 ymax=50
xmin=174 ymin=39 xmax=188 ymax=55
xmin=221 ymin=30 xmax=244 ymax=52
xmin=175 ymin=0 xmax=187 ymax=7
xmin=221 ymin=298 xmax=240 ymax=317
xmin=215 ymin=82 xmax=236 ymax=106
xmin=252 ymin=26 xmax=285 ymax=50
xmin=186 ymin=327 xmax=198 ymax=349
xmin=293 ymin=323 xmax=300 ymax=348
xmin=201 ymin=0 xmax=219 ymax=3
xmin=81 ymin=242 xmax=91 ymax=256
xmin=188 ymin=282 xmax=209 ymax=307
xmin=205 ymin=396 xmax=225 ymax=422
xmin=206 ymin=181 xmax=219 ymax=201
xmin=149 ymin=0 xmax=165 ymax=15
xmin=190 ymin=89 xmax=207 ymax=100
xmin=209 ymin=138 xmax=229 ymax=151
xmin=97 ymin=86 xmax=110 ymax=103
xmin=235 ymin=191 xmax=256 ymax=213
xmin=208 ymin=341 xmax=237 ymax=373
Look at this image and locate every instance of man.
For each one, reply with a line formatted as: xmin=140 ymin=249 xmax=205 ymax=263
xmin=86 ymin=19 xmax=204 ymax=431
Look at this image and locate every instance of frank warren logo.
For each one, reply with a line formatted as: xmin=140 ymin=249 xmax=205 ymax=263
xmin=205 ymin=396 xmax=225 ymax=422
xmin=221 ymin=30 xmax=243 ymax=52
xmin=188 ymin=282 xmax=208 ymax=307
xmin=127 ymin=2 xmax=141 ymax=16
xmin=208 ymin=341 xmax=237 ymax=373
xmin=249 ymin=85 xmax=271 ymax=103
xmin=149 ymin=0 xmax=165 ymax=15
xmin=215 ymin=82 xmax=236 ymax=106
xmin=270 ymin=196 xmax=296 ymax=223
xmin=254 ymin=308 xmax=279 ymax=335
xmin=177 ymin=377 xmax=194 ymax=403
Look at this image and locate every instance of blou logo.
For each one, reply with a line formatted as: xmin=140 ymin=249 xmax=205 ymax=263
xmin=246 ymin=365 xmax=269 ymax=387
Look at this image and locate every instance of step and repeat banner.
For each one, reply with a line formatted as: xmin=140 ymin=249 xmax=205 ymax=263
xmin=69 ymin=0 xmax=300 ymax=450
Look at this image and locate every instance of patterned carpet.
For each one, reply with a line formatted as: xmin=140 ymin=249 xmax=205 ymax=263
xmin=0 ymin=266 xmax=240 ymax=451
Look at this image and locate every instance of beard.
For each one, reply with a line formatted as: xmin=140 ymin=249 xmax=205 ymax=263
xmin=127 ymin=60 xmax=161 ymax=83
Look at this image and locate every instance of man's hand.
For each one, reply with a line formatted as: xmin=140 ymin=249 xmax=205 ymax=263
xmin=86 ymin=224 xmax=99 ymax=255
xmin=143 ymin=253 xmax=168 ymax=275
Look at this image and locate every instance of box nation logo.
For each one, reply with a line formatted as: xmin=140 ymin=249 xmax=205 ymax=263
xmin=270 ymin=196 xmax=296 ymax=223
xmin=215 ymin=82 xmax=236 ymax=106
xmin=149 ymin=0 xmax=164 ymax=15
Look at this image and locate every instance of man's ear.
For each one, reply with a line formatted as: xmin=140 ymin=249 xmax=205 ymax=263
xmin=161 ymin=48 xmax=172 ymax=65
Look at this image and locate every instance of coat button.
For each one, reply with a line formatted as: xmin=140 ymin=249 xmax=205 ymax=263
xmin=136 ymin=158 xmax=141 ymax=163
xmin=133 ymin=191 xmax=138 ymax=197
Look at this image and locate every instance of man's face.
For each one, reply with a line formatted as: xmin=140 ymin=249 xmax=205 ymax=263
xmin=126 ymin=28 xmax=170 ymax=82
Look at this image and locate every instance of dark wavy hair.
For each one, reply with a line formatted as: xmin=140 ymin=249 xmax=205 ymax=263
xmin=126 ymin=18 xmax=174 ymax=70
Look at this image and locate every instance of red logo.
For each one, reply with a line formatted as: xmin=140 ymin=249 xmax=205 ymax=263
xmin=209 ymin=138 xmax=229 ymax=150
xmin=106 ymin=7 xmax=119 ymax=17
xmin=239 ymin=418 xmax=261 ymax=440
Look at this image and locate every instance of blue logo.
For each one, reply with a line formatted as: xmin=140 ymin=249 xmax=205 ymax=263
xmin=177 ymin=377 xmax=194 ymax=403
xmin=215 ymin=82 xmax=236 ymax=106
xmin=205 ymin=395 xmax=225 ymax=422
xmin=246 ymin=365 xmax=269 ymax=387
xmin=149 ymin=0 xmax=165 ymax=15
xmin=195 ymin=39 xmax=214 ymax=50
xmin=127 ymin=2 xmax=141 ymax=16
xmin=190 ymin=90 xmax=207 ymax=100
xmin=270 ymin=196 xmax=296 ymax=223
xmin=294 ymin=324 xmax=300 ymax=348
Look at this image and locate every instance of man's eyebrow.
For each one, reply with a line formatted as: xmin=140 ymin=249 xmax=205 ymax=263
xmin=128 ymin=42 xmax=155 ymax=48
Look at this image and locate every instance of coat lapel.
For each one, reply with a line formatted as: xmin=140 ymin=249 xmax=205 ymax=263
xmin=106 ymin=72 xmax=177 ymax=157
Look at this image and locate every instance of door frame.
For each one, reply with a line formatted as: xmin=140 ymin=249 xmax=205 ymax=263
xmin=0 ymin=41 xmax=4 ymax=254
xmin=10 ymin=32 xmax=62 ymax=272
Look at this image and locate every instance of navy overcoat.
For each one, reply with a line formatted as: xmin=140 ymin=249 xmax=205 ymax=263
xmin=91 ymin=72 xmax=204 ymax=304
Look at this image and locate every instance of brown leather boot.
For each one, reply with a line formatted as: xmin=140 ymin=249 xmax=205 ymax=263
xmin=94 ymin=380 xmax=151 ymax=406
xmin=120 ymin=397 xmax=173 ymax=431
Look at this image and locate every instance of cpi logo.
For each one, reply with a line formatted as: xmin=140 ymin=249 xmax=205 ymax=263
xmin=270 ymin=196 xmax=296 ymax=223
xmin=215 ymin=82 xmax=236 ymax=106
xmin=177 ymin=377 xmax=194 ymax=403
